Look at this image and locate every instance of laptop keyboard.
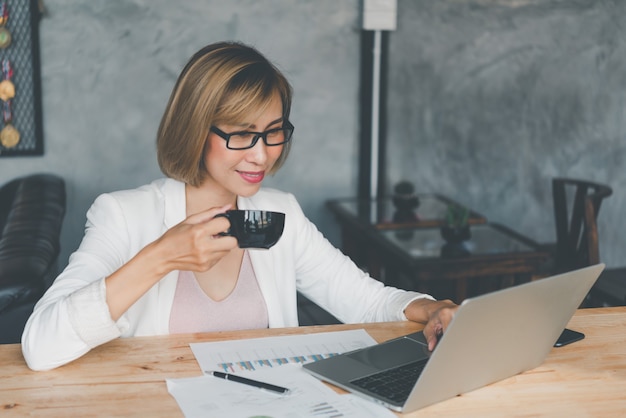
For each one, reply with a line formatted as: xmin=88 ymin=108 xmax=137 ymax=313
xmin=349 ymin=359 xmax=428 ymax=404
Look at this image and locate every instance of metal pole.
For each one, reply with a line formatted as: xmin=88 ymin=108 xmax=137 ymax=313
xmin=370 ymin=29 xmax=382 ymax=201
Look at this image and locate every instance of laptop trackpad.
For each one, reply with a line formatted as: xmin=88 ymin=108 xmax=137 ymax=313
xmin=347 ymin=336 xmax=430 ymax=371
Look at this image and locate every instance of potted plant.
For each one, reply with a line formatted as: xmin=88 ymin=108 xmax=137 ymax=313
xmin=440 ymin=204 xmax=471 ymax=257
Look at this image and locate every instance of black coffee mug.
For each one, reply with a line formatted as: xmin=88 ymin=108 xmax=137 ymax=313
xmin=216 ymin=210 xmax=285 ymax=249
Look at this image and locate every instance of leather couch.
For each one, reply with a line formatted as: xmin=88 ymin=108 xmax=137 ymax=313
xmin=0 ymin=173 xmax=66 ymax=344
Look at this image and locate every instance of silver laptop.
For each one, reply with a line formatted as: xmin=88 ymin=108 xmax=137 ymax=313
xmin=303 ymin=264 xmax=604 ymax=413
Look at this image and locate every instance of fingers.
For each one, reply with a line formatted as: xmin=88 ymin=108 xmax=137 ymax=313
xmin=424 ymin=321 xmax=443 ymax=351
xmin=185 ymin=205 xmax=234 ymax=238
xmin=189 ymin=217 xmax=238 ymax=253
xmin=154 ymin=205 xmax=239 ymax=273
xmin=164 ymin=231 xmax=236 ymax=273
xmin=186 ymin=204 xmax=233 ymax=225
xmin=421 ymin=301 xmax=459 ymax=351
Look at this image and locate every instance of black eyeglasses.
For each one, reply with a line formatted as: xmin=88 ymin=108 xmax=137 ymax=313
xmin=210 ymin=120 xmax=294 ymax=150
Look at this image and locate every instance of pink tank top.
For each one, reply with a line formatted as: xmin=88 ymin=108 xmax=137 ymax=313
xmin=169 ymin=251 xmax=269 ymax=333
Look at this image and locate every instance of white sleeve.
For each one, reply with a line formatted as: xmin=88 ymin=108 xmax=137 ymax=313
xmin=21 ymin=194 xmax=132 ymax=371
xmin=288 ymin=193 xmax=434 ymax=323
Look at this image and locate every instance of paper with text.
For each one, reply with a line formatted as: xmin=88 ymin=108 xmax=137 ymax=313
xmin=190 ymin=329 xmax=377 ymax=373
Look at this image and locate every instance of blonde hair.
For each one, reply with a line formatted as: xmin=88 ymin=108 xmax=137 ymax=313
xmin=157 ymin=41 xmax=293 ymax=186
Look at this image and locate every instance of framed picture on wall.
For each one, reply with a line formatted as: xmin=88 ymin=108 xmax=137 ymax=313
xmin=0 ymin=0 xmax=43 ymax=157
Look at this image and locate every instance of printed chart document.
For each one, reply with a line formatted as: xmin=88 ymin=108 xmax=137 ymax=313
xmin=167 ymin=364 xmax=395 ymax=418
xmin=189 ymin=329 xmax=377 ymax=373
xmin=168 ymin=329 xmax=390 ymax=417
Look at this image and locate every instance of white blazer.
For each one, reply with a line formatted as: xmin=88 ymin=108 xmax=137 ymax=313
xmin=22 ymin=178 xmax=430 ymax=370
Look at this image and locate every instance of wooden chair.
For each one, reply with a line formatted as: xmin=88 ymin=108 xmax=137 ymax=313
xmin=551 ymin=178 xmax=612 ymax=274
xmin=550 ymin=178 xmax=626 ymax=307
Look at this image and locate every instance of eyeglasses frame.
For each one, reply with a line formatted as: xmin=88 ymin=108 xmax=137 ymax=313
xmin=210 ymin=119 xmax=294 ymax=150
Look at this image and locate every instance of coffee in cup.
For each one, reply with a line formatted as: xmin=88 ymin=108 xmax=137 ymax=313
xmin=216 ymin=209 xmax=285 ymax=249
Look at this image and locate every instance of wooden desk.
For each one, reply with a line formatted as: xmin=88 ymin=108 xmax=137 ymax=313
xmin=2 ymin=308 xmax=626 ymax=417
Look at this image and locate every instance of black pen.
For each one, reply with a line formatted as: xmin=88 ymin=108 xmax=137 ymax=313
xmin=207 ymin=370 xmax=291 ymax=395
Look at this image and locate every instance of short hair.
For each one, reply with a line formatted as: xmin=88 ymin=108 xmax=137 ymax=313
xmin=157 ymin=41 xmax=293 ymax=186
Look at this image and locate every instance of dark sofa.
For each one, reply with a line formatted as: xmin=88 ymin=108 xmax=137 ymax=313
xmin=0 ymin=173 xmax=66 ymax=344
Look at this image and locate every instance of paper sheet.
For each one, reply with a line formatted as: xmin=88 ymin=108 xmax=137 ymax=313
xmin=189 ymin=329 xmax=377 ymax=373
xmin=166 ymin=364 xmax=396 ymax=418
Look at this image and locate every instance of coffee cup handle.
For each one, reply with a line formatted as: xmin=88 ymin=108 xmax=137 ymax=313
xmin=214 ymin=213 xmax=233 ymax=237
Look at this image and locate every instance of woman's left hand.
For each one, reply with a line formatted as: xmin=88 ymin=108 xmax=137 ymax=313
xmin=403 ymin=299 xmax=458 ymax=351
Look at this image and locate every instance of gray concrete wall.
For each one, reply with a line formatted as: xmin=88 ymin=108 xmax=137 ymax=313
xmin=387 ymin=0 xmax=626 ymax=267
xmin=1 ymin=0 xmax=624 ymax=271
xmin=0 ymin=0 xmax=360 ymax=268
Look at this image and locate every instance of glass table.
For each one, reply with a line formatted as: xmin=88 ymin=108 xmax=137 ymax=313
xmin=381 ymin=223 xmax=538 ymax=259
xmin=374 ymin=223 xmax=549 ymax=303
xmin=327 ymin=196 xmax=549 ymax=303
xmin=327 ymin=195 xmax=486 ymax=230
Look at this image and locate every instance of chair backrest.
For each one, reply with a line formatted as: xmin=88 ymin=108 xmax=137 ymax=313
xmin=0 ymin=173 xmax=66 ymax=288
xmin=0 ymin=173 xmax=66 ymax=344
xmin=552 ymin=178 xmax=612 ymax=273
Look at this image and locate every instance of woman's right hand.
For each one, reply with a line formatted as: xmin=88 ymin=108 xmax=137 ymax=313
xmin=152 ymin=204 xmax=239 ymax=274
xmin=104 ymin=204 xmax=238 ymax=321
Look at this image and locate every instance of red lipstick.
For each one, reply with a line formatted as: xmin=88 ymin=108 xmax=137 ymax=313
xmin=238 ymin=171 xmax=265 ymax=184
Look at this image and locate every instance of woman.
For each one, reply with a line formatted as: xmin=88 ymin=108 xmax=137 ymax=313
xmin=22 ymin=41 xmax=457 ymax=371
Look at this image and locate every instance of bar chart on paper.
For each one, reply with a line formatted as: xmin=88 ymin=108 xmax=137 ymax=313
xmin=190 ymin=329 xmax=377 ymax=373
